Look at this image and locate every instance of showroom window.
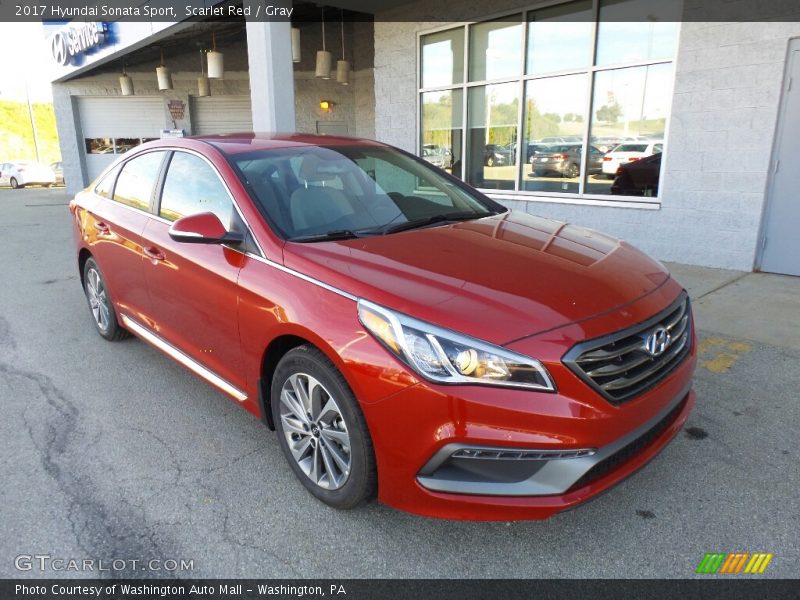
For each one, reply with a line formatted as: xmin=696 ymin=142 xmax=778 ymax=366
xmin=85 ymin=137 xmax=158 ymax=155
xmin=418 ymin=0 xmax=680 ymax=204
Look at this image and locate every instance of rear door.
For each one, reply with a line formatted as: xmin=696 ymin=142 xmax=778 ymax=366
xmin=83 ymin=151 xmax=167 ymax=324
xmin=140 ymin=150 xmax=247 ymax=393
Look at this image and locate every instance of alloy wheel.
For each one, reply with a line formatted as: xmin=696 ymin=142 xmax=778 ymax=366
xmin=85 ymin=267 xmax=110 ymax=332
xmin=279 ymin=372 xmax=352 ymax=490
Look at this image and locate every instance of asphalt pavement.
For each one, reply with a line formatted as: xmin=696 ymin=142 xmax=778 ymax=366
xmin=0 ymin=188 xmax=797 ymax=578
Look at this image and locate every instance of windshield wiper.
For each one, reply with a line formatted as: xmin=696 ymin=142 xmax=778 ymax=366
xmin=288 ymin=229 xmax=362 ymax=243
xmin=373 ymin=211 xmax=491 ymax=236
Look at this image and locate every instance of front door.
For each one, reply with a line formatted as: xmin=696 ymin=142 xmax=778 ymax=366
xmin=761 ymin=39 xmax=800 ymax=276
xmin=140 ymin=150 xmax=247 ymax=394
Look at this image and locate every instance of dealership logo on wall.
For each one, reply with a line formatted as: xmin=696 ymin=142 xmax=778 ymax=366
xmin=168 ymin=100 xmax=186 ymax=122
xmin=49 ymin=22 xmax=108 ymax=66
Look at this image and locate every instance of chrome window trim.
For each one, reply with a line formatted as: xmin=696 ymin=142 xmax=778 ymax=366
xmin=120 ymin=314 xmax=248 ymax=402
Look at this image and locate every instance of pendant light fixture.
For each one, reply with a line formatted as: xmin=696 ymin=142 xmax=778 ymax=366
xmin=207 ymin=32 xmax=224 ymax=79
xmin=119 ymin=63 xmax=134 ymax=96
xmin=197 ymin=49 xmax=210 ymax=97
xmin=291 ymin=26 xmax=301 ymax=63
xmin=156 ymin=48 xmax=173 ymax=91
xmin=336 ymin=9 xmax=350 ymax=85
xmin=315 ymin=7 xmax=332 ymax=79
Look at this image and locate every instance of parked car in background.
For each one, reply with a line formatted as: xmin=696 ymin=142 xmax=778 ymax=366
xmin=530 ymin=144 xmax=604 ymax=178
xmin=51 ymin=161 xmax=65 ymax=186
xmin=0 ymin=161 xmax=57 ymax=188
xmin=611 ymin=152 xmax=662 ymax=197
xmin=526 ymin=143 xmax=551 ymax=164
xmin=422 ymin=145 xmax=454 ymax=170
xmin=602 ymin=141 xmax=663 ymax=178
xmin=70 ymin=133 xmax=695 ymax=520
xmin=484 ymin=144 xmax=514 ymax=167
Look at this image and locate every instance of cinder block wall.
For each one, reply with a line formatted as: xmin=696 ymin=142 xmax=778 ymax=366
xmin=374 ymin=2 xmax=800 ymax=270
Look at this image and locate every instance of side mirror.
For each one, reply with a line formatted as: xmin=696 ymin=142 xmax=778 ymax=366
xmin=168 ymin=212 xmax=244 ymax=245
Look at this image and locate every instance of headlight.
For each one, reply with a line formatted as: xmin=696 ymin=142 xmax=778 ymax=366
xmin=357 ymin=299 xmax=555 ymax=391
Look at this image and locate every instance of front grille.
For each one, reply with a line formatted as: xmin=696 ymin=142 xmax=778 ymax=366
xmin=568 ymin=395 xmax=687 ymax=491
xmin=563 ymin=293 xmax=691 ymax=404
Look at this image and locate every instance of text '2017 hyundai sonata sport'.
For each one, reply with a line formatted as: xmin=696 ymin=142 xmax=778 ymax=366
xmin=70 ymin=134 xmax=696 ymax=521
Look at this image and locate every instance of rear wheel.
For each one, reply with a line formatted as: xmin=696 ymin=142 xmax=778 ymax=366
xmin=10 ymin=177 xmax=20 ymax=189
xmin=82 ymin=257 xmax=129 ymax=341
xmin=272 ymin=345 xmax=377 ymax=509
xmin=566 ymin=163 xmax=580 ymax=178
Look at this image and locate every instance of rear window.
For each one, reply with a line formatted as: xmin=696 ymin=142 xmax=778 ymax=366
xmin=615 ymin=144 xmax=648 ymax=152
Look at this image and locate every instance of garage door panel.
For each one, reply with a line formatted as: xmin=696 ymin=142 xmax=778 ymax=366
xmin=190 ymin=96 xmax=253 ymax=135
xmin=78 ymin=97 xmax=164 ymax=138
xmin=78 ymin=97 xmax=165 ymax=181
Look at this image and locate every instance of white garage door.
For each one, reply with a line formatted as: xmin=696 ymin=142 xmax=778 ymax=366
xmin=190 ymin=96 xmax=253 ymax=135
xmin=78 ymin=97 xmax=164 ymax=181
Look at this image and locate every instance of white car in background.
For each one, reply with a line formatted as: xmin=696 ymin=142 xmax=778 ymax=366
xmin=0 ymin=161 xmax=57 ymax=189
xmin=602 ymin=141 xmax=663 ymax=178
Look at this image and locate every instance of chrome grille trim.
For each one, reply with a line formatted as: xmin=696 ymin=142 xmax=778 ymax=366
xmin=450 ymin=447 xmax=596 ymax=461
xmin=563 ymin=293 xmax=692 ymax=404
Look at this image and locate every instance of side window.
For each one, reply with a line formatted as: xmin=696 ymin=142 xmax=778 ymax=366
xmin=113 ymin=152 xmax=165 ymax=211
xmin=654 ymin=143 xmax=663 ymax=154
xmin=159 ymin=152 xmax=233 ymax=226
xmin=355 ymin=156 xmax=455 ymax=209
xmin=94 ymin=167 xmax=119 ymax=199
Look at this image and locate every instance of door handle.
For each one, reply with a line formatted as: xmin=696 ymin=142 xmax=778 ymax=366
xmin=143 ymin=246 xmax=166 ymax=261
xmin=94 ymin=222 xmax=111 ymax=234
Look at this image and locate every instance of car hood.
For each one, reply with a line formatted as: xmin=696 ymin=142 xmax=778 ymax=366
xmin=283 ymin=211 xmax=670 ymax=345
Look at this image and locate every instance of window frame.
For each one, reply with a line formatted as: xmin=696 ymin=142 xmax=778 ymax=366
xmin=416 ymin=0 xmax=680 ymax=209
xmin=156 ymin=150 xmax=237 ymax=226
xmin=91 ymin=147 xmax=265 ymax=258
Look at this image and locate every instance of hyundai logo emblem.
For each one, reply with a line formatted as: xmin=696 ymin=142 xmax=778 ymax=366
xmin=645 ymin=326 xmax=671 ymax=357
xmin=51 ymin=32 xmax=69 ymax=66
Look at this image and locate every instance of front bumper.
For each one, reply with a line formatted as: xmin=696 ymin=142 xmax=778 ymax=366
xmin=358 ymin=280 xmax=696 ymax=520
xmin=417 ymin=379 xmax=691 ymax=497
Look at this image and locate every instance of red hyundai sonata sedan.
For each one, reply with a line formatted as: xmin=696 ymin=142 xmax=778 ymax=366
xmin=69 ymin=134 xmax=696 ymax=520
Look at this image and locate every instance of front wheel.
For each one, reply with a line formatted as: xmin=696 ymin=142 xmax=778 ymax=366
xmin=82 ymin=257 xmax=129 ymax=341
xmin=272 ymin=346 xmax=377 ymax=509
xmin=10 ymin=177 xmax=20 ymax=189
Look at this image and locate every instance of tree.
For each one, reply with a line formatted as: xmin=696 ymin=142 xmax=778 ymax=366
xmin=595 ymin=99 xmax=623 ymax=124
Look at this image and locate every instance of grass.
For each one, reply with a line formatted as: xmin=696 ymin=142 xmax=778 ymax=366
xmin=0 ymin=100 xmax=61 ymax=164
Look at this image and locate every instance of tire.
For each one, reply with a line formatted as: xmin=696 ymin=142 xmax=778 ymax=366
xmin=10 ymin=177 xmax=20 ymax=189
xmin=272 ymin=345 xmax=377 ymax=509
xmin=82 ymin=257 xmax=130 ymax=341
xmin=566 ymin=163 xmax=580 ymax=178
xmin=486 ymin=157 xmax=494 ymax=167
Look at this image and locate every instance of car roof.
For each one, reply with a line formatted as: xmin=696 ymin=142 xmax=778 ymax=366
xmin=142 ymin=132 xmax=389 ymax=156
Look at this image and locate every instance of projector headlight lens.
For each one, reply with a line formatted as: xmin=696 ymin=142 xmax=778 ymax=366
xmin=357 ymin=299 xmax=555 ymax=391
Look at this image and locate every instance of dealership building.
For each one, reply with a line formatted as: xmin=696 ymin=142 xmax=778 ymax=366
xmin=48 ymin=0 xmax=800 ymax=275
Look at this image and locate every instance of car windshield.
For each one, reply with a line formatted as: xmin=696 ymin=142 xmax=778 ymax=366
xmin=229 ymin=145 xmax=500 ymax=241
